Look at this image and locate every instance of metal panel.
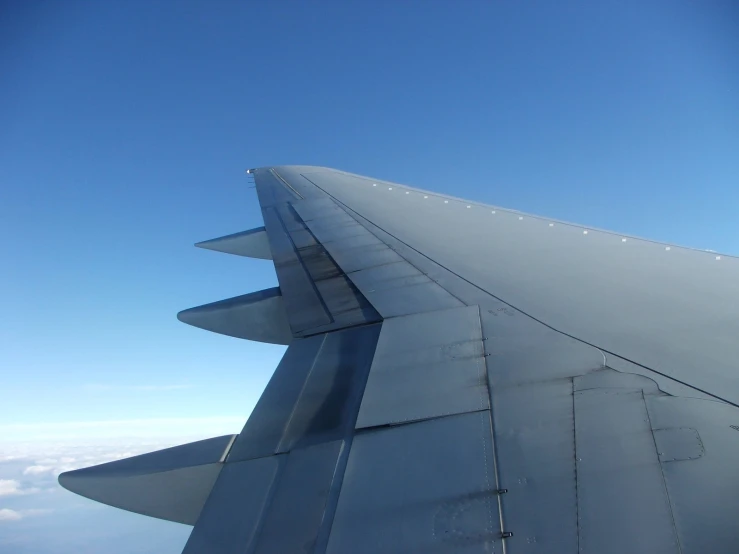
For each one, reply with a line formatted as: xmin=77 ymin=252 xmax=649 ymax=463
xmin=262 ymin=207 xmax=331 ymax=333
xmin=327 ymin=411 xmax=500 ymax=554
xmin=289 ymin=228 xmax=318 ymax=250
xmin=261 ymin=207 xmax=298 ymax=265
xmin=275 ymin=203 xmax=309 ymax=233
xmin=292 ymin=199 xmax=359 ymax=230
xmin=482 ymin=310 xmax=605 ymax=386
xmin=278 ymin=324 xmax=381 ymax=452
xmin=574 ymin=389 xmax=679 ymax=554
xmin=182 ymin=456 xmax=280 ymax=554
xmin=308 ymin=220 xmax=369 ymax=243
xmin=271 ymin=166 xmax=325 ymax=199
xmin=574 ymin=367 xmax=661 ymax=394
xmin=259 ymin=201 xmax=381 ymax=336
xmin=646 ymin=396 xmax=739 ymax=554
xmin=254 ymin=167 xmax=302 ymax=206
xmin=195 ymin=227 xmax=272 ymax=260
xmin=296 ymin=244 xmax=343 ymax=282
xmin=177 ymin=287 xmax=292 ymax=345
xmin=228 ymin=335 xmax=325 ymax=462
xmin=363 ymin=279 xmax=463 ymax=317
xmin=348 ymin=260 xmax=423 ymax=288
xmin=357 ymin=306 xmax=489 ymax=428
xmin=255 ymin=440 xmax=344 ymax=553
xmin=606 ymin=356 xmax=716 ymax=402
xmin=321 ymin=232 xmax=383 ymax=249
xmin=328 ymin=243 xmax=404 ymax=273
xmin=491 ymin=380 xmax=578 ymax=554
xmin=58 ymin=435 xmax=236 ymax=525
xmin=653 ymin=428 xmax=704 ymax=462
xmin=291 ymin=197 xmax=346 ymax=222
xmin=314 ymin=275 xmax=380 ymax=327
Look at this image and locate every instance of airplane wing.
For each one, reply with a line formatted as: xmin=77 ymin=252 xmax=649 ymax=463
xmin=60 ymin=165 xmax=739 ymax=554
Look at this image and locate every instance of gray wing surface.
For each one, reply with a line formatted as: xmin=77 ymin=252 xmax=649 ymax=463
xmin=60 ymin=165 xmax=739 ymax=554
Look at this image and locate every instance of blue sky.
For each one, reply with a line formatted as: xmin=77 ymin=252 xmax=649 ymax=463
xmin=1 ymin=1 xmax=737 ymax=551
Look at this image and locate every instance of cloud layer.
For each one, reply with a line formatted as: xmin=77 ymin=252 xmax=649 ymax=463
xmin=0 ymin=415 xmax=244 ymax=533
xmin=0 ymin=479 xmax=40 ymax=496
xmin=0 ymin=508 xmax=52 ymax=521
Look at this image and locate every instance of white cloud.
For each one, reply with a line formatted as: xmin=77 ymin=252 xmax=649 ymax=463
xmin=0 ymin=508 xmax=52 ymax=522
xmin=0 ymin=480 xmax=40 ymax=496
xmin=0 ymin=415 xmax=243 ymax=443
xmin=0 ymin=416 xmax=246 ymax=502
xmin=23 ymin=466 xmax=55 ymax=476
xmin=0 ymin=455 xmax=25 ymax=462
xmin=0 ymin=416 xmax=245 ymax=500
xmin=0 ymin=509 xmax=21 ymax=521
xmin=0 ymin=481 xmax=21 ymax=496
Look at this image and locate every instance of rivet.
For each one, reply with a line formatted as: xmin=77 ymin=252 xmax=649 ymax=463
xmin=388 ymin=187 xmax=393 ymax=190
xmin=405 ymin=191 xmax=409 ymax=194
xmin=444 ymin=200 xmax=449 ymax=204
xmin=665 ymin=246 xmax=671 ymax=251
xmin=583 ymin=230 xmax=589 ymax=234
xmin=518 ymin=216 xmax=523 ymax=220
xmin=491 ymin=210 xmax=496 ymax=214
xmin=716 ymin=256 xmax=722 ymax=260
xmin=424 ymin=195 xmax=428 ymax=199
xmin=466 ymin=205 xmax=471 ymax=208
xmin=549 ymin=223 xmax=554 ymax=227
xmin=621 ymin=238 xmax=627 ymax=242
xmin=372 ymin=183 xmax=377 ymax=186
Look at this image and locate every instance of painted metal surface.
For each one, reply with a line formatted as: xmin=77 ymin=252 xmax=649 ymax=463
xmin=327 ymin=412 xmax=500 ymax=554
xmin=313 ymin=275 xmax=379 ymax=328
xmin=258 ymin=196 xmax=380 ymax=338
xmin=254 ymin=440 xmax=344 ymax=553
xmin=195 ymin=226 xmax=272 ymax=259
xmin=276 ymin=324 xmax=380 ymax=453
xmin=177 ymin=287 xmax=292 ymax=345
xmin=483 ymin=309 xmax=605 ymax=386
xmin=574 ymin=389 xmax=679 ymax=554
xmin=182 ymin=456 xmax=280 ymax=554
xmin=346 ymin=259 xmax=423 ymax=289
xmin=574 ymin=367 xmax=661 ymax=394
xmin=363 ymin=278 xmax=464 ymax=317
xmin=59 ymin=435 xmax=236 ymax=525
xmin=301 ymin=167 xmax=739 ymax=407
xmin=262 ymin=206 xmax=331 ymax=333
xmin=227 ymin=335 xmax=325 ymax=462
xmin=294 ymin=197 xmax=465 ymax=318
xmin=653 ymin=427 xmax=704 ymax=462
xmin=323 ymin=243 xmax=404 ymax=274
xmin=491 ymin=379 xmax=578 ymax=554
xmin=228 ymin=324 xmax=381 ymax=463
xmin=357 ymin=306 xmax=489 ymax=428
xmin=647 ymin=396 xmax=739 ymax=554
